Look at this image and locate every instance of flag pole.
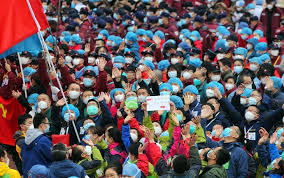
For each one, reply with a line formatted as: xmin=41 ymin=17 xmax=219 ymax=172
xmin=17 ymin=53 xmax=28 ymax=98
xmin=25 ymin=0 xmax=81 ymax=143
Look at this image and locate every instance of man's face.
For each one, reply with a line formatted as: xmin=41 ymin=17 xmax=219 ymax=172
xmin=21 ymin=118 xmax=33 ymax=132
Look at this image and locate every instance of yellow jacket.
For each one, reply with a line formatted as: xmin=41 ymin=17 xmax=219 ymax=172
xmin=0 ymin=162 xmax=20 ymax=178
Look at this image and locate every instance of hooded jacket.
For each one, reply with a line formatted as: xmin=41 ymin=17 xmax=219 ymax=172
xmin=200 ymin=164 xmax=228 ymax=178
xmin=48 ymin=159 xmax=86 ymax=178
xmin=21 ymin=128 xmax=53 ymax=178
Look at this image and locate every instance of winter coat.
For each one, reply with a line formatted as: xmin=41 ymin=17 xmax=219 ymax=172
xmin=200 ymin=164 xmax=228 ymax=178
xmin=48 ymin=160 xmax=86 ymax=178
xmin=21 ymin=129 xmax=53 ymax=178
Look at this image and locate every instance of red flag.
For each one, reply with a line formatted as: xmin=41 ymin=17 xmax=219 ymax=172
xmin=0 ymin=97 xmax=26 ymax=146
xmin=0 ymin=0 xmax=49 ymax=54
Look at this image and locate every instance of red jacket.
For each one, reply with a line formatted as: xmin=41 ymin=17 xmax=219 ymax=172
xmin=156 ymin=23 xmax=179 ymax=42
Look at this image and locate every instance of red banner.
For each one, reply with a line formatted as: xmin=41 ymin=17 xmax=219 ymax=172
xmin=0 ymin=97 xmax=26 ymax=146
xmin=0 ymin=0 xmax=49 ymax=54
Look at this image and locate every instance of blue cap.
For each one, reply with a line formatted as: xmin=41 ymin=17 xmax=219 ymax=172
xmin=154 ymin=30 xmax=165 ymax=39
xmin=188 ymin=58 xmax=202 ymax=68
xmin=28 ymin=93 xmax=38 ymax=105
xmin=247 ymin=37 xmax=259 ymax=46
xmin=191 ymin=31 xmax=201 ymax=40
xmin=46 ymin=35 xmax=57 ymax=45
xmin=217 ymin=25 xmax=226 ymax=32
xmin=253 ymin=29 xmax=264 ymax=37
xmin=170 ymin=95 xmax=184 ymax=109
xmin=239 ymin=22 xmax=249 ymax=29
xmin=255 ymin=42 xmax=267 ymax=51
xmin=259 ymin=54 xmax=270 ymax=62
xmin=249 ymin=57 xmax=262 ymax=65
xmin=28 ymin=165 xmax=49 ymax=178
xmin=142 ymin=60 xmax=155 ymax=70
xmin=114 ymin=36 xmax=123 ymax=46
xmin=23 ymin=67 xmax=37 ymax=76
xmin=114 ymin=56 xmax=126 ymax=64
xmin=62 ymin=31 xmax=71 ymax=37
xmin=99 ymin=29 xmax=109 ymax=38
xmin=126 ymin=32 xmax=137 ymax=42
xmin=241 ymin=27 xmax=252 ymax=35
xmin=145 ymin=30 xmax=153 ymax=39
xmin=108 ymin=35 xmax=116 ymax=41
xmin=206 ymin=81 xmax=225 ymax=95
xmin=236 ymin=0 xmax=245 ymax=6
xmin=241 ymin=88 xmax=253 ymax=97
xmin=122 ymin=163 xmax=141 ymax=178
xmin=110 ymin=88 xmax=125 ymax=101
xmin=61 ymin=35 xmax=71 ymax=43
xmin=168 ymin=77 xmax=183 ymax=89
xmin=136 ymin=29 xmax=146 ymax=36
xmin=215 ymin=39 xmax=228 ymax=52
xmin=219 ymin=28 xmax=230 ymax=36
xmin=183 ymin=31 xmax=191 ymax=39
xmin=246 ymin=3 xmax=255 ymax=10
xmin=158 ymin=60 xmax=170 ymax=71
xmin=178 ymin=42 xmax=191 ymax=52
xmin=71 ymin=34 xmax=81 ymax=44
xmin=183 ymin=85 xmax=199 ymax=95
xmin=180 ymin=29 xmax=190 ymax=35
xmin=234 ymin=47 xmax=248 ymax=57
xmin=159 ymin=83 xmax=173 ymax=93
xmin=270 ymin=76 xmax=282 ymax=90
xmin=61 ymin=104 xmax=80 ymax=120
xmin=163 ymin=39 xmax=176 ymax=48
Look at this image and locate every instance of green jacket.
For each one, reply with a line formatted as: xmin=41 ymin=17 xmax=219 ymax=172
xmin=200 ymin=164 xmax=228 ymax=178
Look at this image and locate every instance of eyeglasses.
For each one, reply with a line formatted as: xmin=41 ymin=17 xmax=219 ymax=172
xmin=42 ymin=122 xmax=51 ymax=125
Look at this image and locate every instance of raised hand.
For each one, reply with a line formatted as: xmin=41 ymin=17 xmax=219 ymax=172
xmin=97 ymin=59 xmax=106 ymax=71
xmin=97 ymin=92 xmax=105 ymax=102
xmin=85 ymin=43 xmax=91 ymax=53
xmin=12 ymin=90 xmax=21 ymax=98
xmin=236 ymin=84 xmax=245 ymax=95
xmin=138 ymin=142 xmax=148 ymax=154
xmin=258 ymin=127 xmax=269 ymax=145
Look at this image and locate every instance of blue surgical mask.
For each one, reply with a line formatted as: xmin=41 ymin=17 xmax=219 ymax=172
xmin=44 ymin=124 xmax=50 ymax=133
xmin=248 ymin=97 xmax=257 ymax=105
xmin=176 ymin=114 xmax=183 ymax=122
xmin=180 ymin=19 xmax=186 ymax=25
xmin=207 ymin=149 xmax=213 ymax=159
xmin=113 ymin=13 xmax=118 ymax=20
xmin=179 ymin=34 xmax=184 ymax=40
xmin=122 ymin=21 xmax=127 ymax=26
xmin=177 ymin=21 xmax=182 ymax=27
xmin=212 ymin=130 xmax=216 ymax=137
xmin=222 ymin=128 xmax=231 ymax=138
xmin=143 ymin=37 xmax=147 ymax=42
xmin=127 ymin=26 xmax=134 ymax=32
xmin=193 ymin=78 xmax=201 ymax=86
xmin=159 ymin=19 xmax=163 ymax=25
xmin=97 ymin=35 xmax=103 ymax=39
xmin=83 ymin=78 xmax=93 ymax=87
xmin=160 ymin=91 xmax=170 ymax=95
xmin=107 ymin=41 xmax=112 ymax=46
xmin=144 ymin=17 xmax=147 ymax=23
xmin=190 ymin=125 xmax=196 ymax=134
xmin=84 ymin=134 xmax=90 ymax=141
xmin=71 ymin=2 xmax=75 ymax=8
xmin=93 ymin=24 xmax=97 ymax=30
xmin=277 ymin=128 xmax=283 ymax=139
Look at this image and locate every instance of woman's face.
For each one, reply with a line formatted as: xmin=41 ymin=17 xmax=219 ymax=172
xmin=105 ymin=168 xmax=119 ymax=178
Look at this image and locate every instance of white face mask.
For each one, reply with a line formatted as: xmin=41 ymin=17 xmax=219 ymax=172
xmin=138 ymin=95 xmax=147 ymax=103
xmin=182 ymin=72 xmax=192 ymax=80
xmin=168 ymin=71 xmax=177 ymax=78
xmin=6 ymin=158 xmax=10 ymax=166
xmin=267 ymin=4 xmax=273 ymax=9
xmin=21 ymin=57 xmax=29 ymax=65
xmin=250 ymin=64 xmax=258 ymax=71
xmin=38 ymin=101 xmax=48 ymax=110
xmin=139 ymin=65 xmax=145 ymax=71
xmin=171 ymin=58 xmax=179 ymax=64
xmin=245 ymin=111 xmax=255 ymax=121
xmin=206 ymin=89 xmax=215 ymax=98
xmin=233 ymin=55 xmax=245 ymax=60
xmin=246 ymin=44 xmax=253 ymax=50
xmin=114 ymin=94 xmax=124 ymax=102
xmin=225 ymin=83 xmax=234 ymax=90
xmin=172 ymin=85 xmax=179 ymax=93
xmin=211 ymin=75 xmax=221 ymax=82
xmin=125 ymin=57 xmax=133 ymax=64
xmin=271 ymin=50 xmax=279 ymax=57
xmin=245 ymin=83 xmax=253 ymax=89
xmin=85 ymin=146 xmax=92 ymax=156
xmin=65 ymin=56 xmax=73 ymax=63
xmin=72 ymin=58 xmax=81 ymax=66
xmin=144 ymin=56 xmax=153 ymax=61
xmin=68 ymin=90 xmax=80 ymax=99
xmin=88 ymin=57 xmax=95 ymax=64
xmin=130 ymin=133 xmax=138 ymax=142
xmin=154 ymin=126 xmax=162 ymax=135
xmin=240 ymin=98 xmax=247 ymax=105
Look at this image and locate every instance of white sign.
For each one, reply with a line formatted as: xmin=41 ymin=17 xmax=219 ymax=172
xmin=146 ymin=95 xmax=170 ymax=111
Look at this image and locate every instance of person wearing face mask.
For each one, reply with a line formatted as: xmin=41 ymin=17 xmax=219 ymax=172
xmin=21 ymin=113 xmax=53 ymax=178
xmin=78 ymin=8 xmax=93 ymax=39
xmin=0 ymin=146 xmax=21 ymax=178
xmin=260 ymin=0 xmax=283 ymax=44
xmin=109 ymin=88 xmax=125 ymax=117
xmin=224 ymin=76 xmax=237 ymax=96
xmin=167 ymin=65 xmax=179 ymax=79
xmin=233 ymin=59 xmax=245 ymax=76
xmin=200 ymin=147 xmax=230 ymax=178
xmin=218 ymin=58 xmax=234 ymax=81
xmin=141 ymin=50 xmax=155 ymax=63
xmin=123 ymin=32 xmax=141 ymax=66
xmin=193 ymin=70 xmax=208 ymax=103
xmin=124 ymin=51 xmax=136 ymax=67
xmin=268 ymin=43 xmax=281 ymax=65
xmin=246 ymin=37 xmax=259 ymax=60
xmin=216 ymin=87 xmax=284 ymax=149
xmin=69 ymin=34 xmax=82 ymax=50
xmin=263 ymin=76 xmax=284 ymax=109
xmin=168 ymin=77 xmax=183 ymax=97
xmin=233 ymin=47 xmax=247 ymax=62
xmin=249 ymin=57 xmax=262 ymax=75
xmin=208 ymin=67 xmax=222 ymax=83
xmin=183 ymin=85 xmax=202 ymax=119
xmin=204 ymin=125 xmax=248 ymax=178
xmin=239 ymin=27 xmax=252 ymax=48
xmin=156 ymin=12 xmax=179 ymax=42
xmin=181 ymin=65 xmax=195 ymax=87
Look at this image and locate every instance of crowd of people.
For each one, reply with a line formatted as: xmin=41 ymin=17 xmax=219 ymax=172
xmin=1 ymin=0 xmax=284 ymax=177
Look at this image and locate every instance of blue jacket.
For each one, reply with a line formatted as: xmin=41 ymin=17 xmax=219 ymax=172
xmin=21 ymin=129 xmax=53 ymax=178
xmin=122 ymin=124 xmax=131 ymax=153
xmin=257 ymin=141 xmax=271 ymax=167
xmin=265 ymin=90 xmax=284 ymax=109
xmin=185 ymin=99 xmax=202 ymax=120
xmin=48 ymin=159 xmax=86 ymax=178
xmin=268 ymin=143 xmax=282 ymax=178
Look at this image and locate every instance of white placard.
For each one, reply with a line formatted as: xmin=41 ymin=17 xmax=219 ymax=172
xmin=146 ymin=95 xmax=170 ymax=111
